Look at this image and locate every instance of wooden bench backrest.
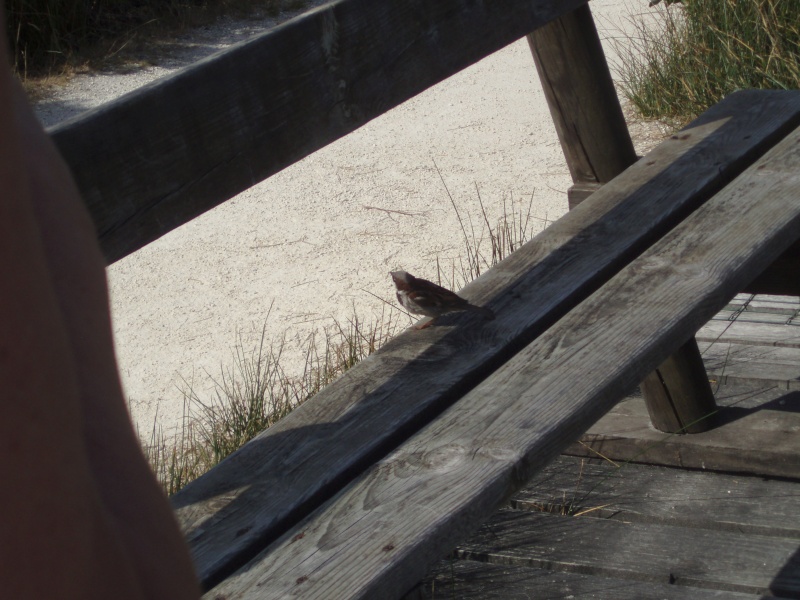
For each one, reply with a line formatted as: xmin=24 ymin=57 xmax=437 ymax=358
xmin=48 ymin=0 xmax=585 ymax=264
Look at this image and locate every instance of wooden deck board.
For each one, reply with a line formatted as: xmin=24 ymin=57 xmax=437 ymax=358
xmin=701 ymin=342 xmax=800 ymax=388
xmin=512 ymin=456 xmax=800 ymax=538
xmin=416 ymin=455 xmax=800 ymax=598
xmin=453 ymin=510 xmax=800 ymax=597
xmin=414 ymin=559 xmax=776 ymax=599
xmin=567 ymin=389 xmax=800 ymax=478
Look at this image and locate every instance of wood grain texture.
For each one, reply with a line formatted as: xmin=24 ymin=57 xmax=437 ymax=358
xmin=202 ymin=118 xmax=800 ymax=598
xmin=744 ymin=240 xmax=800 ymax=295
xmin=455 ymin=510 xmax=800 ymax=597
xmin=512 ymin=455 xmax=800 ymax=538
xmin=701 ymin=342 xmax=800 ymax=388
xmin=640 ymin=337 xmax=717 ymax=433
xmin=49 ymin=0 xmax=587 ymax=263
xmin=698 ymin=319 xmax=800 ymax=348
xmin=569 ymin=395 xmax=800 ymax=478
xmin=527 ymin=4 xmax=637 ymax=184
xmin=413 ymin=559 xmax=774 ymax=599
xmin=173 ymin=91 xmax=800 ymax=589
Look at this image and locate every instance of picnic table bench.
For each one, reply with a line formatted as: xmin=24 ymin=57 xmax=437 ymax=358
xmin=47 ymin=0 xmax=800 ymax=597
xmin=167 ymin=89 xmax=800 ymax=598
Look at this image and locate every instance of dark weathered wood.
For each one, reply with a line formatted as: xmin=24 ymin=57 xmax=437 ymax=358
xmin=527 ymin=4 xmax=637 ymax=185
xmin=201 ymin=117 xmax=800 ymax=599
xmin=173 ymin=91 xmax=800 ymax=590
xmin=566 ymin=181 xmax=601 ymax=208
xmin=640 ymin=337 xmax=718 ymax=433
xmin=417 ymin=452 xmax=800 ymax=598
xmin=701 ymin=342 xmax=800 ymax=389
xmin=527 ymin=5 xmax=719 ymax=434
xmin=456 ymin=510 xmax=800 ymax=597
xmin=743 ymin=240 xmax=800 ymax=295
xmin=50 ymin=0 xmax=588 ymax=264
xmin=569 ymin=392 xmax=800 ymax=477
xmin=513 ymin=455 xmax=800 ymax=537
xmin=698 ymin=317 xmax=800 ymax=349
xmin=414 ymin=559 xmax=774 ymax=599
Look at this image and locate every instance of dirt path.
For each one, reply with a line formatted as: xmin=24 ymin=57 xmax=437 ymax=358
xmin=34 ymin=0 xmax=667 ymax=437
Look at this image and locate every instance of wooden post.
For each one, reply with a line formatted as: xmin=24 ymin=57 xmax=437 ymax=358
xmin=527 ymin=4 xmax=637 ymax=205
xmin=527 ymin=5 xmax=717 ymax=433
xmin=640 ymin=338 xmax=718 ymax=433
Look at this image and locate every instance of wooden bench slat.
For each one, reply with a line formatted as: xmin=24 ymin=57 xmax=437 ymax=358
xmin=200 ymin=116 xmax=800 ymax=597
xmin=49 ymin=0 xmax=587 ymax=264
xmin=172 ymin=90 xmax=800 ymax=589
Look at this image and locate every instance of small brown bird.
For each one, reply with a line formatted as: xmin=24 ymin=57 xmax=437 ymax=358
xmin=390 ymin=270 xmax=494 ymax=329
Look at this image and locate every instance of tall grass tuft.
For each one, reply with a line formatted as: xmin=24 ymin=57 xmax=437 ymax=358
xmin=141 ymin=308 xmax=403 ymax=495
xmin=4 ymin=0 xmax=293 ymax=77
xmin=140 ymin=193 xmax=551 ymax=497
xmin=619 ymin=0 xmax=800 ymax=123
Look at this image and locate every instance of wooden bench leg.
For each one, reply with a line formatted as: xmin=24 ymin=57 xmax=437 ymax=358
xmin=528 ymin=5 xmax=718 ymax=434
xmin=527 ymin=4 xmax=637 ymax=191
xmin=640 ymin=338 xmax=718 ymax=433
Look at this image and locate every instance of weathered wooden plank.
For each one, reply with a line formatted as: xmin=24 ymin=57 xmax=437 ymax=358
xmin=512 ymin=455 xmax=800 ymax=538
xmin=528 ymin=4 xmax=637 ymax=185
xmin=698 ymin=319 xmax=800 ymax=348
xmin=202 ymin=116 xmax=800 ymax=598
xmin=569 ymin=394 xmax=800 ymax=477
xmin=455 ymin=510 xmax=800 ymax=597
xmin=173 ymin=91 xmax=800 ymax=590
xmin=744 ymin=240 xmax=800 ymax=295
xmin=748 ymin=295 xmax=800 ymax=314
xmin=640 ymin=337 xmax=717 ymax=433
xmin=701 ymin=341 xmax=800 ymax=388
xmin=50 ymin=0 xmax=588 ymax=264
xmin=414 ymin=559 xmax=774 ymax=599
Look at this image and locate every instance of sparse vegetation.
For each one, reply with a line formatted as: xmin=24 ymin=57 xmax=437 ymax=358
xmin=619 ymin=0 xmax=800 ymax=124
xmin=142 ymin=192 xmax=546 ymax=496
xmin=4 ymin=0 xmax=306 ymax=79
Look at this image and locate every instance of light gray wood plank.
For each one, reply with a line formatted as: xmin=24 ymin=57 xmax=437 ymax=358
xmin=456 ymin=510 xmax=800 ymax=597
xmin=697 ymin=319 xmax=800 ymax=348
xmin=414 ymin=558 xmax=777 ymax=599
xmin=512 ymin=456 xmax=800 ymax=538
xmin=748 ymin=297 xmax=800 ymax=314
xmin=50 ymin=0 xmax=588 ymax=263
xmin=202 ymin=117 xmax=800 ymax=598
xmin=568 ymin=395 xmax=800 ymax=477
xmin=173 ymin=90 xmax=800 ymax=589
xmin=529 ymin=5 xmax=636 ymax=185
xmin=700 ymin=341 xmax=800 ymax=388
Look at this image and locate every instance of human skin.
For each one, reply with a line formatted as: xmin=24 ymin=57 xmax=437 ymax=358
xmin=0 ymin=8 xmax=201 ymax=598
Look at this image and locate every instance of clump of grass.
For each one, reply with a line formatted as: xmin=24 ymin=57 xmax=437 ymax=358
xmin=141 ymin=191 xmax=551 ymax=496
xmin=433 ymin=160 xmax=550 ymax=290
xmin=5 ymin=0 xmax=307 ymax=79
xmin=141 ymin=308 xmax=402 ymax=495
xmin=618 ymin=0 xmax=800 ymax=123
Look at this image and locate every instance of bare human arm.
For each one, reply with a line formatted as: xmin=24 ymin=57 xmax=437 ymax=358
xmin=0 ymin=7 xmax=200 ymax=598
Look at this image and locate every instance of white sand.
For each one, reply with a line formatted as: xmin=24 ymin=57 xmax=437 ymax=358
xmin=35 ymin=0 xmax=667 ymax=438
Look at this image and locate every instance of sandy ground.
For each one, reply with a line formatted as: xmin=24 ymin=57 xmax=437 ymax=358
xmin=35 ymin=0 xmax=668 ymax=438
